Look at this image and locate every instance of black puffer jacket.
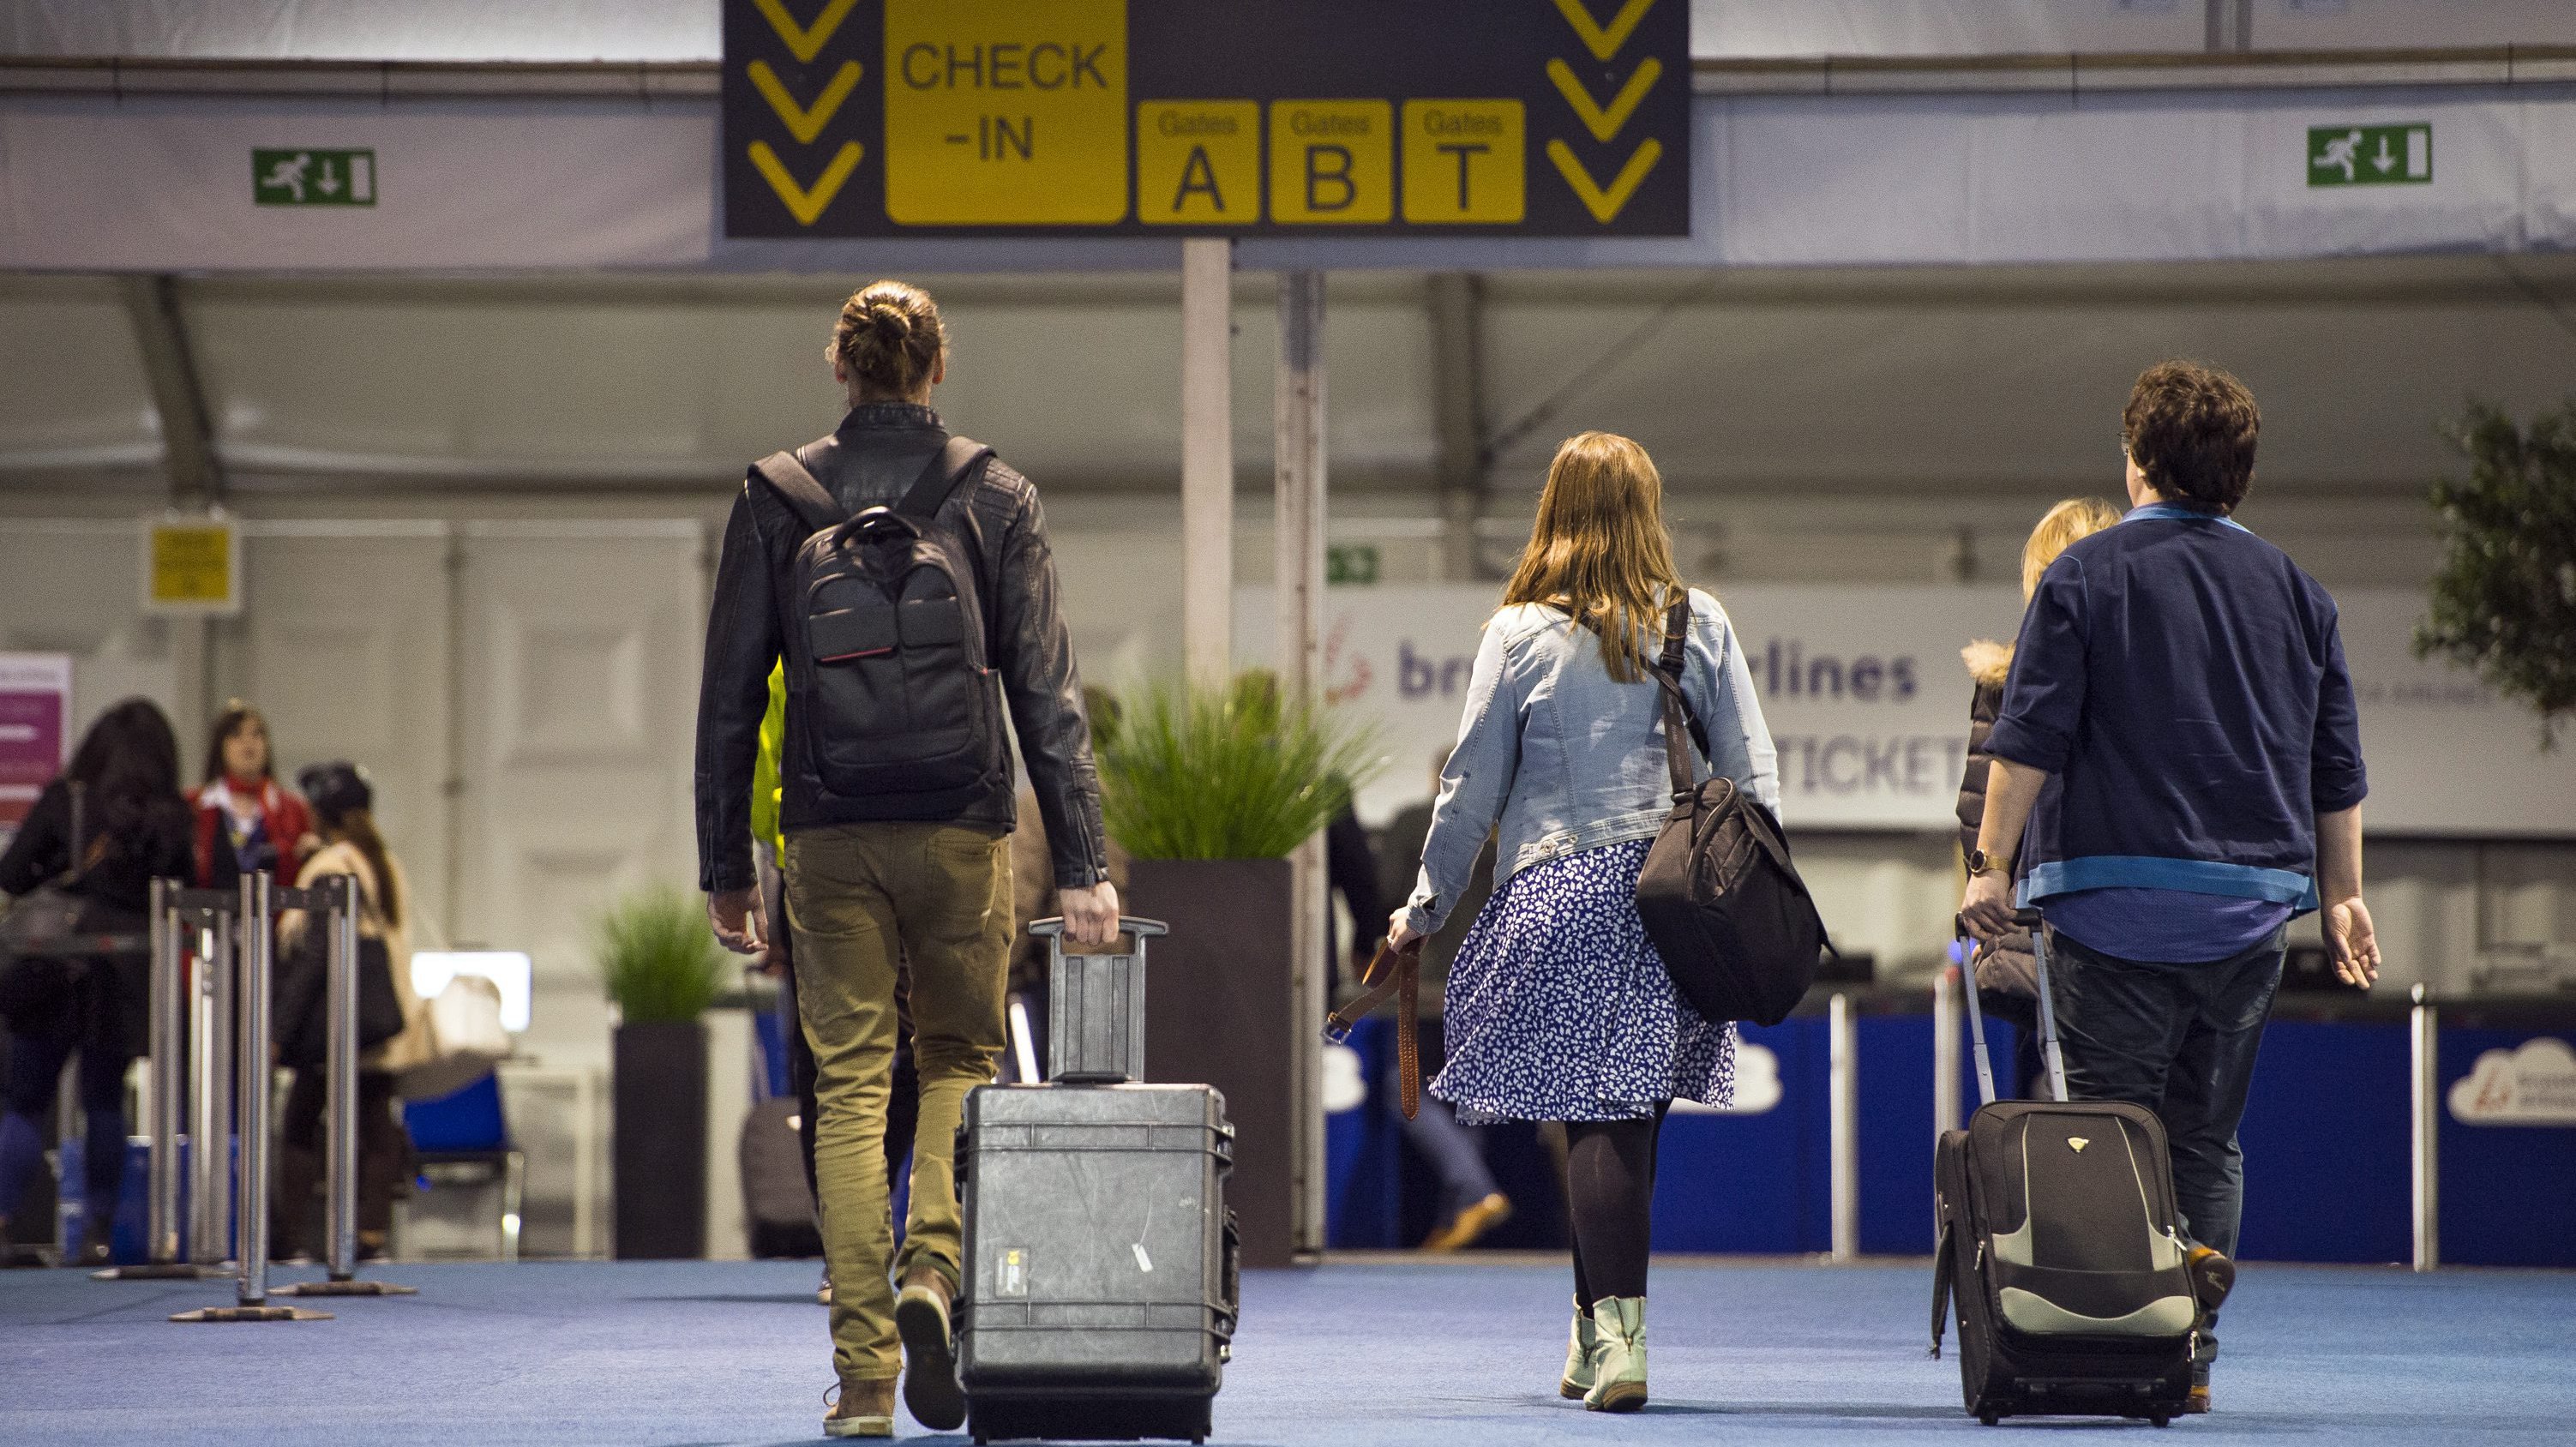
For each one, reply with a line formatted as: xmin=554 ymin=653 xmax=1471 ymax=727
xmin=694 ymin=403 xmax=1110 ymax=896
xmin=1955 ymin=639 xmax=2012 ymax=857
xmin=1955 ymin=639 xmax=2037 ymax=998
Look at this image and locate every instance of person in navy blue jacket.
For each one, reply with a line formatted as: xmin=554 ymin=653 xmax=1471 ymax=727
xmin=1960 ymin=360 xmax=2381 ymax=1415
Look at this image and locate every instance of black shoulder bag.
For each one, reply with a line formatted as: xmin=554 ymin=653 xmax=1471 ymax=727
xmin=1633 ymin=598 xmax=1832 ymax=1027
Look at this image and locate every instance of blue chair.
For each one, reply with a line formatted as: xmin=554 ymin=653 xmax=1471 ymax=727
xmin=399 ymin=1072 xmax=524 ymax=1261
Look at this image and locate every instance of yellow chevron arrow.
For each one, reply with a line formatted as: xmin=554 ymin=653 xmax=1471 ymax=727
xmin=753 ymin=0 xmax=860 ymax=65
xmin=1551 ymin=0 xmax=1658 ymax=63
xmin=1546 ymin=57 xmax=1661 ymax=143
xmin=748 ymin=59 xmax=861 ymax=144
xmin=749 ymin=140 xmax=864 ymax=225
xmin=1546 ymin=137 xmax=1662 ymax=224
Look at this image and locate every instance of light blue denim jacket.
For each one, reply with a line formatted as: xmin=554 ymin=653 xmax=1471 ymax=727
xmin=1402 ymin=590 xmax=1780 ymax=935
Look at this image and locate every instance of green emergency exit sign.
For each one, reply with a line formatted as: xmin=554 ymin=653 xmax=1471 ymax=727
xmin=1326 ymin=543 xmax=1380 ymax=586
xmin=2307 ymin=124 xmax=2430 ymax=186
xmin=252 ymin=149 xmax=377 ymax=206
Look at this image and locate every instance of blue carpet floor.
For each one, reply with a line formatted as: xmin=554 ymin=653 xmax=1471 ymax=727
xmin=3 ymin=1257 xmax=2572 ymax=1444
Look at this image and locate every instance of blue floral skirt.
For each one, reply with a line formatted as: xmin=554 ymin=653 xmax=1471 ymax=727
xmin=1431 ymin=838 xmax=1736 ymax=1123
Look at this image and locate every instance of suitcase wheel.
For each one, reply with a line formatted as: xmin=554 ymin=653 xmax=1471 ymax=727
xmin=1979 ymin=1411 xmax=2000 ymax=1427
xmin=2151 ymin=1415 xmax=2171 ymax=1429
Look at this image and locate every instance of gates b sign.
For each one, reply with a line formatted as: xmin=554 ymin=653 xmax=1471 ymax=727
xmin=722 ymin=0 xmax=1690 ymax=237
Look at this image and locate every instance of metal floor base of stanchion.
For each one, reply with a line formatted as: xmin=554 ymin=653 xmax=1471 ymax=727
xmin=92 ymin=1263 xmax=237 ymax=1281
xmin=269 ymin=1277 xmax=417 ymax=1297
xmin=169 ymin=1304 xmax=334 ymax=1323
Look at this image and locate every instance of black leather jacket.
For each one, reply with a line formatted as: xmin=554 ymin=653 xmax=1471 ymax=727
xmin=694 ymin=403 xmax=1111 ymax=896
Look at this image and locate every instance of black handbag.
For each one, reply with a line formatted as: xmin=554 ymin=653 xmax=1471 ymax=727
xmin=275 ymin=916 xmax=406 ymax=1070
xmin=1634 ymin=598 xmax=1833 ymax=1027
xmin=0 ymin=783 xmax=93 ymax=1028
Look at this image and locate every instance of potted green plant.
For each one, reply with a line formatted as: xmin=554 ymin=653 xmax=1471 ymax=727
xmin=2417 ymin=402 xmax=2576 ymax=748
xmin=1102 ymin=672 xmax=1379 ymax=1267
xmin=598 ymin=886 xmax=729 ymax=1259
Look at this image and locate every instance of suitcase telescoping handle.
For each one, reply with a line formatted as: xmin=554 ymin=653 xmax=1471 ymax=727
xmin=1027 ymin=916 xmax=1168 ymax=947
xmin=1953 ymin=906 xmax=2069 ymax=1105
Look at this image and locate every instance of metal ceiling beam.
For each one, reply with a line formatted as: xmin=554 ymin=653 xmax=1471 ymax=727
xmin=116 ymin=274 xmax=226 ymax=508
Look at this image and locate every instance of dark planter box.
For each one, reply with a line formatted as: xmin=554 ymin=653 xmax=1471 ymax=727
xmin=613 ymin=1018 xmax=707 ymax=1259
xmin=1127 ymin=856 xmax=1298 ymax=1269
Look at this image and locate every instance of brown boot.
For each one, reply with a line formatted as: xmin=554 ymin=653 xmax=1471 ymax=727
xmin=895 ymin=1264 xmax=967 ymax=1431
xmin=823 ymin=1376 xmax=895 ymax=1438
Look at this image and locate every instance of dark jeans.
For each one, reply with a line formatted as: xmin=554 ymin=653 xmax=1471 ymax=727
xmin=0 ymin=1026 xmax=129 ymax=1241
xmin=2049 ymin=923 xmax=2286 ymax=1372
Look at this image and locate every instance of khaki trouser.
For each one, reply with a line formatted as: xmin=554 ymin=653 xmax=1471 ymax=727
xmin=782 ymin=820 xmax=1012 ymax=1386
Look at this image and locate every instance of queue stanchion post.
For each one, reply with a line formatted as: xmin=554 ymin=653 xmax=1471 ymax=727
xmin=1827 ymin=989 xmax=1858 ymax=1263
xmin=275 ymin=873 xmax=414 ymax=1299
xmin=95 ymin=881 xmax=235 ymax=1281
xmin=192 ymin=902 xmax=235 ymax=1268
xmin=173 ymin=870 xmax=330 ymax=1322
xmin=2411 ymin=984 xmax=2440 ymax=1272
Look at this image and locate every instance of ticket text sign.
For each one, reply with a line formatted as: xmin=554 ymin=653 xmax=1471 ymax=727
xmin=722 ymin=0 xmax=1690 ymax=237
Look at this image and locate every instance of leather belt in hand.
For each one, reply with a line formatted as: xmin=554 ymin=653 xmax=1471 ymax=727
xmin=1321 ymin=939 xmax=1424 ymax=1120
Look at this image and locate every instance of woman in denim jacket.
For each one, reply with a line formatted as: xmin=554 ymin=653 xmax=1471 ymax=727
xmin=1388 ymin=431 xmax=1777 ymax=1414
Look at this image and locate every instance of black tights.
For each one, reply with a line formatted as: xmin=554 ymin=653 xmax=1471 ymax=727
xmin=1565 ymin=1102 xmax=1669 ymax=1307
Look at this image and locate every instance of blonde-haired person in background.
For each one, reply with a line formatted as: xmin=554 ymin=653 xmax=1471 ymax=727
xmin=1387 ymin=431 xmax=1777 ymax=1414
xmin=1954 ymin=498 xmax=2123 ymax=1095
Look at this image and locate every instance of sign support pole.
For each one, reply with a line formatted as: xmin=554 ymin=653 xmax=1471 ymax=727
xmin=1181 ymin=238 xmax=1234 ymax=689
xmin=1276 ymin=270 xmax=1330 ymax=1257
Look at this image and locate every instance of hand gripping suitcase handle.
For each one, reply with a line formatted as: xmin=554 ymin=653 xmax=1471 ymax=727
xmin=1953 ymin=908 xmax=2068 ymax=1104
xmin=1029 ymin=916 xmax=1168 ymax=949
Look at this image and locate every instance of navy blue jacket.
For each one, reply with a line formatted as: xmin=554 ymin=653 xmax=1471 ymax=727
xmin=1985 ymin=503 xmax=2367 ymax=912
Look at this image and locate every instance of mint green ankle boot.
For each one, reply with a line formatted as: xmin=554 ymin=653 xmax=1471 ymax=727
xmin=1558 ymin=1297 xmax=1598 ymax=1399
xmin=1584 ymin=1296 xmax=1648 ymax=1413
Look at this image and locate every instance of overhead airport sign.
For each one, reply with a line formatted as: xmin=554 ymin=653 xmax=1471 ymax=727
xmin=721 ymin=0 xmax=1690 ymax=237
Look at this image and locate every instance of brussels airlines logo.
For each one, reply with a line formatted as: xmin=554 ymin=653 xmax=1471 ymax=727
xmin=1752 ymin=639 xmax=1918 ymax=703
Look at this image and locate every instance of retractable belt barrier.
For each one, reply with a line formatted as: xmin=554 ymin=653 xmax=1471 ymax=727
xmin=81 ymin=870 xmax=423 ymax=1323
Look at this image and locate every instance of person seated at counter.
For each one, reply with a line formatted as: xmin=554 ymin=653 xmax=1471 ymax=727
xmin=1960 ymin=359 xmax=2381 ymax=1415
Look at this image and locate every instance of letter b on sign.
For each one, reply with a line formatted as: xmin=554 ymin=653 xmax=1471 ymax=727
xmin=1270 ymin=100 xmax=1391 ymax=224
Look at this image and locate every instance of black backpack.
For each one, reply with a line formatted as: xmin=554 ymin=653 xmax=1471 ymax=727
xmin=1633 ymin=597 xmax=1831 ymax=1027
xmin=754 ymin=436 xmax=1005 ymax=805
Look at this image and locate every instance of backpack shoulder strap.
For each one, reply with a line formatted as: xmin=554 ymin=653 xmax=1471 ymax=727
xmin=895 ymin=435 xmax=996 ymax=519
xmin=750 ymin=450 xmax=841 ymax=533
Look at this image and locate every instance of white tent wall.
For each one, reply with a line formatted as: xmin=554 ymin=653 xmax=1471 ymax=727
xmin=12 ymin=1 xmax=2576 ymax=63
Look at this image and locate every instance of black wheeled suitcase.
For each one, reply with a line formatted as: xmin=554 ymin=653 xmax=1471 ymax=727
xmin=1932 ymin=907 xmax=2198 ymax=1427
xmin=955 ymin=918 xmax=1240 ymax=1444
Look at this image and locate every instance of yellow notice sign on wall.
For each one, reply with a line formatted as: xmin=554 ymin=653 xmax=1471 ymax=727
xmin=882 ymin=0 xmax=1130 ymax=225
xmin=143 ymin=515 xmax=241 ymax=615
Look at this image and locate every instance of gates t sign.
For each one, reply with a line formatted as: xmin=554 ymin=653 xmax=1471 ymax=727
xmin=722 ymin=0 xmax=1690 ymax=237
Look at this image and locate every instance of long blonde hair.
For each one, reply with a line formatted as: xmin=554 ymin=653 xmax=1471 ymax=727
xmin=2021 ymin=497 xmax=2123 ymax=598
xmin=1502 ymin=431 xmax=1685 ymax=682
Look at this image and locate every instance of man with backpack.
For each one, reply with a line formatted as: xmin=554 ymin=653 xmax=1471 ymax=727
xmin=1961 ymin=360 xmax=2380 ymax=1414
xmin=696 ymin=280 xmax=1120 ymax=1439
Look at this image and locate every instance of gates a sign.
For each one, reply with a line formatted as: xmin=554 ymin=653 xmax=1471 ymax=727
xmin=722 ymin=0 xmax=1690 ymax=237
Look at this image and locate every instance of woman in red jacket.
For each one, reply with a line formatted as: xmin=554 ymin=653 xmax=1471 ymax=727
xmin=189 ymin=701 xmax=317 ymax=886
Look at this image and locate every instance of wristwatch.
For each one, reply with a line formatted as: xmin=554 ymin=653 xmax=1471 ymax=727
xmin=1966 ymin=848 xmax=2014 ymax=878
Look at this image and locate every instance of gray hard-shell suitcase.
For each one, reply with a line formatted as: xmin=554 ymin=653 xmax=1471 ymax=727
xmin=955 ymin=919 xmax=1240 ymax=1444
